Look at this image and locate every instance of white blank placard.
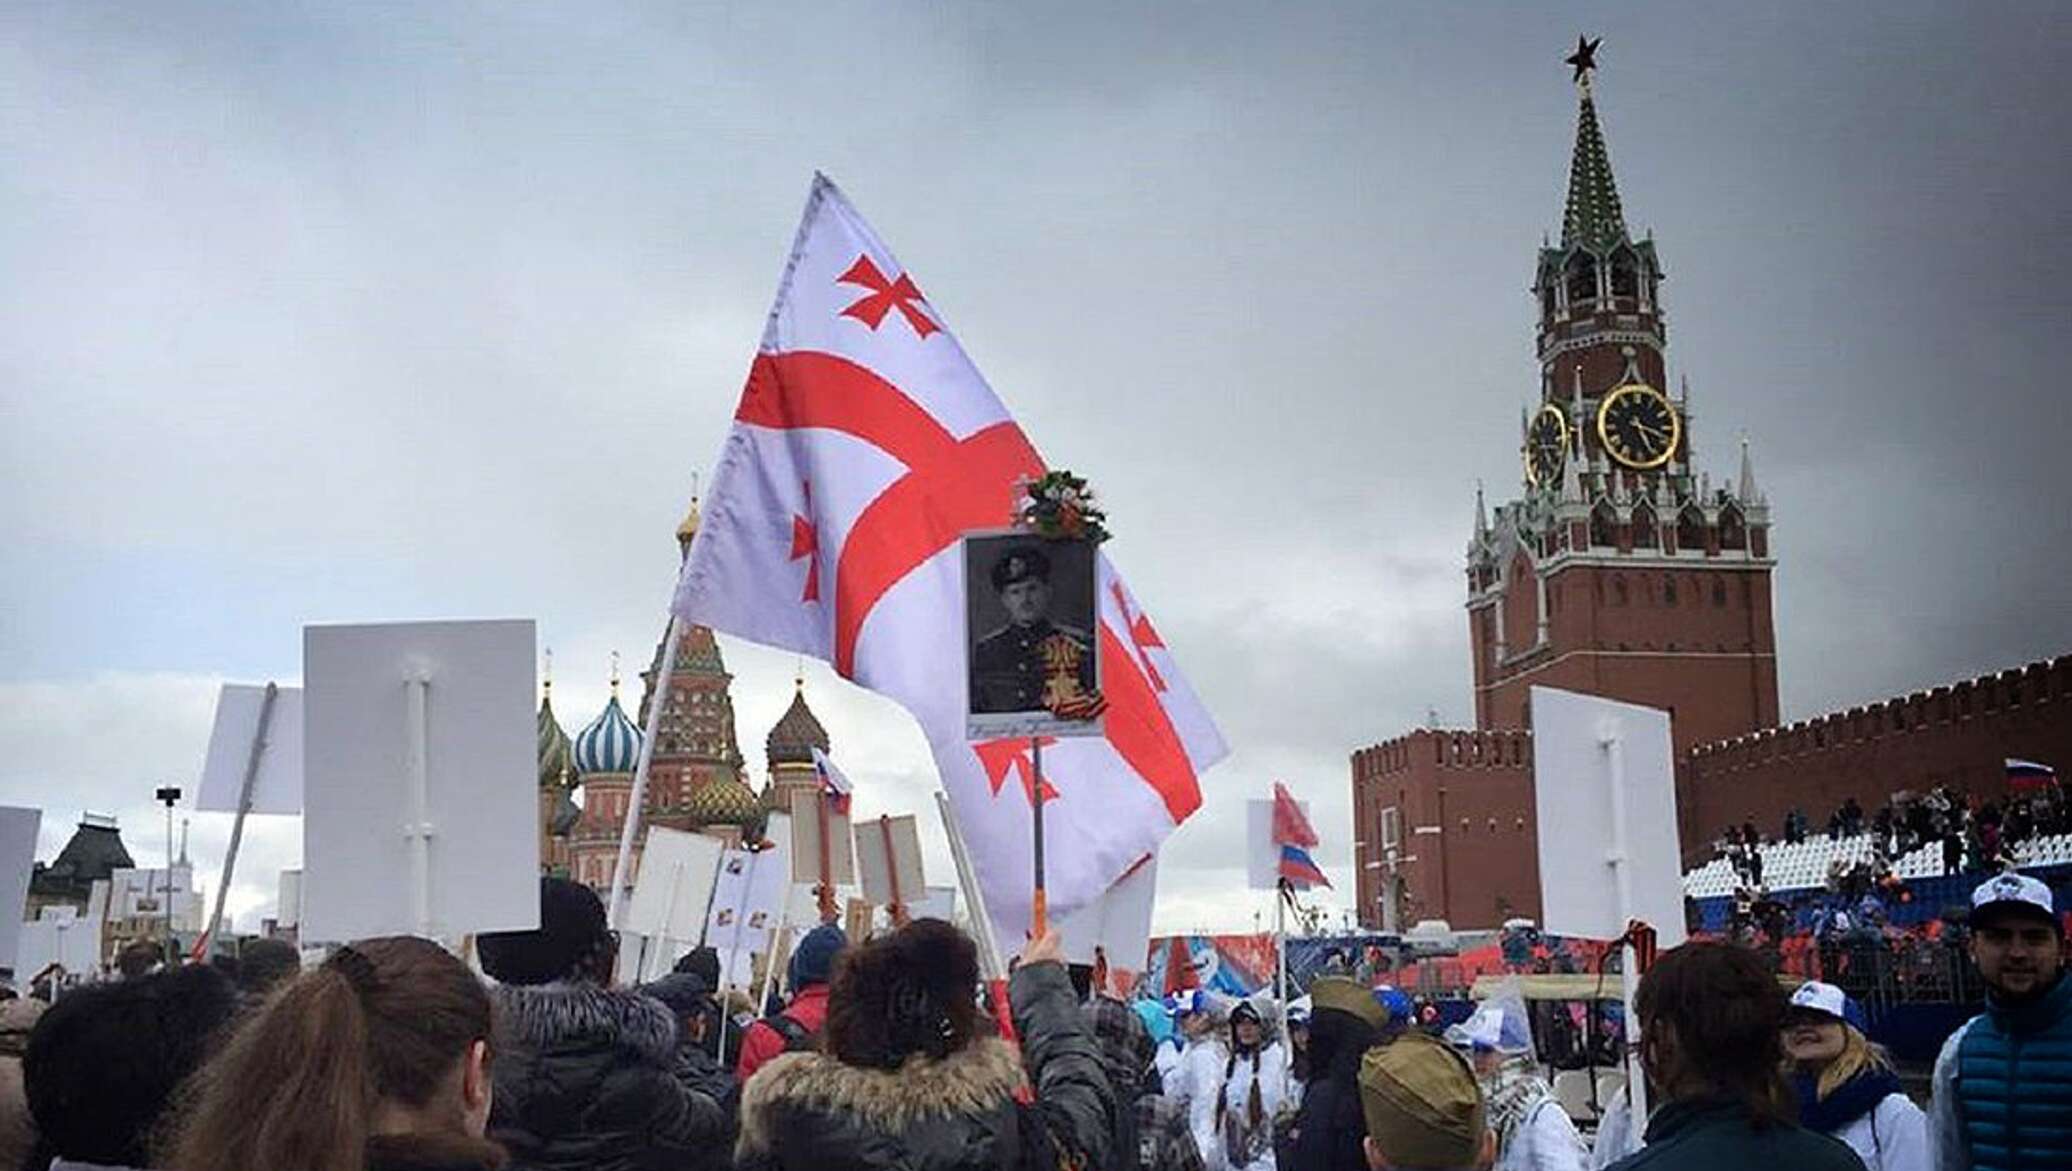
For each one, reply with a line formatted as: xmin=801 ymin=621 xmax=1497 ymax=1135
xmin=1245 ymin=798 xmax=1310 ymax=891
xmin=854 ymin=814 xmax=926 ymax=908
xmin=0 ymin=807 xmax=41 ymax=971
xmin=197 ymin=685 xmax=306 ymax=814
xmin=623 ymin=827 xmax=724 ymax=943
xmin=1530 ymin=686 xmax=1688 ymax=948
xmin=302 ymin=620 xmax=539 ymax=942
xmin=1059 ymin=854 xmax=1157 ymax=970
xmin=788 ymin=792 xmax=856 ymax=887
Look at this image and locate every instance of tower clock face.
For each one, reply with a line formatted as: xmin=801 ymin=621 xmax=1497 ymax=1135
xmin=1525 ymin=405 xmax=1570 ymax=486
xmin=1595 ymin=382 xmax=1682 ymax=470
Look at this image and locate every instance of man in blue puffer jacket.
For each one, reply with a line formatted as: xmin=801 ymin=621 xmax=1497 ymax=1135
xmin=1931 ymin=872 xmax=2071 ymax=1171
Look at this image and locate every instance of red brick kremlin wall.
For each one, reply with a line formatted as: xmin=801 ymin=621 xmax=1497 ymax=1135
xmin=1352 ymin=654 xmax=2072 ymax=929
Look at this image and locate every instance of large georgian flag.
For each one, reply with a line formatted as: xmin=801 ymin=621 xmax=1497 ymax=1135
xmin=674 ymin=175 xmax=1226 ymax=950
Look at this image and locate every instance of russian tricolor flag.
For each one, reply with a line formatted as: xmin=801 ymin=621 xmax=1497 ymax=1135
xmin=812 ymin=746 xmax=854 ymax=815
xmin=2008 ymin=758 xmax=2057 ymax=793
xmin=1279 ymin=843 xmax=1331 ymax=890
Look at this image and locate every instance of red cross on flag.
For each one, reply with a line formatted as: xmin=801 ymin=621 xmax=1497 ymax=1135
xmin=674 ymin=175 xmax=1226 ymax=953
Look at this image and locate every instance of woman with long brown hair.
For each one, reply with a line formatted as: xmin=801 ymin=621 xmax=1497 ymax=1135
xmin=166 ymin=936 xmax=503 ymax=1171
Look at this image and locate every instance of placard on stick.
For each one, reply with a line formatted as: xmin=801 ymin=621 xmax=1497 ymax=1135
xmin=302 ymin=620 xmax=539 ymax=943
xmin=788 ymin=792 xmax=856 ymax=888
xmin=197 ymin=685 xmax=305 ymax=814
xmin=1530 ymin=686 xmax=1687 ymax=949
xmin=1059 ymin=854 xmax=1157 ymax=982
xmin=623 ymin=827 xmax=724 ymax=952
xmin=706 ymin=844 xmax=790 ymax=952
xmin=855 ymin=814 xmax=926 ymax=909
xmin=0 ymin=807 xmax=42 ymax=972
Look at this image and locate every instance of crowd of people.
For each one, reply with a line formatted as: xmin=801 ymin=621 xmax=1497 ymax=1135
xmin=0 ymin=871 xmax=2063 ymax=1171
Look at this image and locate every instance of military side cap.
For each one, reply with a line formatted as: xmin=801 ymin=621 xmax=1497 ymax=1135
xmin=1358 ymin=1032 xmax=1486 ymax=1170
xmin=1309 ymin=976 xmax=1388 ymax=1030
xmin=990 ymin=544 xmax=1051 ymax=591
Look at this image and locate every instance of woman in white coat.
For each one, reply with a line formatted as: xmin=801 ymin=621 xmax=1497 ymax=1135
xmin=1447 ymin=994 xmax=1583 ymax=1171
xmin=1782 ymin=981 xmax=1928 ymax=1171
xmin=1213 ymin=999 xmax=1289 ymax=1171
xmin=1165 ymin=990 xmax=1231 ymax=1169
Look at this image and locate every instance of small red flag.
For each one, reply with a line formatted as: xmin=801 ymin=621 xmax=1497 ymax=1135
xmin=1271 ymin=781 xmax=1318 ymax=849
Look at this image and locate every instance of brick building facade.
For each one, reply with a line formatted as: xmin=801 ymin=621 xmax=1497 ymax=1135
xmin=1349 ymin=52 xmax=2067 ymax=932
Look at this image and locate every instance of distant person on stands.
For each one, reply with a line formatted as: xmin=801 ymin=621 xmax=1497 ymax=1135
xmin=1602 ymin=942 xmax=1861 ymax=1171
xmin=735 ymin=924 xmax=847 ymax=1082
xmin=1355 ymin=1032 xmax=1492 ymax=1171
xmin=166 ymin=936 xmax=503 ymax=1171
xmin=478 ymin=877 xmax=727 ymax=1171
xmin=24 ymin=964 xmax=237 ymax=1171
xmin=1782 ymin=981 xmax=1926 ymax=1171
xmin=1931 ymin=873 xmax=2070 ymax=1171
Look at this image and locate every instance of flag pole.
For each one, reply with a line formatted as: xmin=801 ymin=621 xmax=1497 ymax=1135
xmin=609 ymin=616 xmax=681 ymax=930
xmin=199 ymin=682 xmax=278 ymax=957
xmin=815 ymin=794 xmax=837 ymax=925
xmin=1276 ymin=877 xmax=1292 ymax=1100
xmin=937 ymin=789 xmax=1016 ymax=1042
xmin=1030 ymin=736 xmax=1048 ymax=938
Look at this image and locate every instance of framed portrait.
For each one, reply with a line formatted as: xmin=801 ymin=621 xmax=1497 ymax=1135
xmin=962 ymin=531 xmax=1104 ymax=741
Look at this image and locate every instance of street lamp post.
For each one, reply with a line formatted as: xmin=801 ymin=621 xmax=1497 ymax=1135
xmin=154 ymin=786 xmax=182 ymax=957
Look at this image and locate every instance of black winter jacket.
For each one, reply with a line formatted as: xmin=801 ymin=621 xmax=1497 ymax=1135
xmin=735 ymin=961 xmax=1114 ymax=1171
xmin=1282 ymin=1008 xmax=1379 ymax=1171
xmin=487 ymin=981 xmax=729 ymax=1171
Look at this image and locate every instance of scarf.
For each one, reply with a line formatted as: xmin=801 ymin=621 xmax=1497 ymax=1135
xmin=1218 ymin=1044 xmax=1270 ymax=1166
xmin=1484 ymin=1055 xmax=1556 ymax=1158
xmin=1793 ymin=1065 xmax=1903 ymax=1135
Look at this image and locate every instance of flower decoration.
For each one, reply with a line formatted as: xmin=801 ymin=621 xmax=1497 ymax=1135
xmin=1013 ymin=470 xmax=1110 ymax=544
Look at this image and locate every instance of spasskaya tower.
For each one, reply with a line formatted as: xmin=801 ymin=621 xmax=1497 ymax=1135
xmin=1466 ymin=37 xmax=1778 ymax=753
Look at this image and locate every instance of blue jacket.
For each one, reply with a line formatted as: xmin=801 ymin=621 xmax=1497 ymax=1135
xmin=1931 ymin=972 xmax=2072 ymax=1171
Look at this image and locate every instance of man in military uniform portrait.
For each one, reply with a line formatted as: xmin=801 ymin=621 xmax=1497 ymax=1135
xmin=969 ymin=543 xmax=1097 ymax=714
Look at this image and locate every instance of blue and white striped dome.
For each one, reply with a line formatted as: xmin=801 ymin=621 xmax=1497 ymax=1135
xmin=574 ymin=694 xmax=642 ymax=776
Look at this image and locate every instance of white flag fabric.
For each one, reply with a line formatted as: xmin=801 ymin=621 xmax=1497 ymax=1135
xmin=675 ymin=175 xmax=1226 ymax=951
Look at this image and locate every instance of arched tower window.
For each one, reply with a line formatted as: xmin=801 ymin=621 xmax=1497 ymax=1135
xmin=1590 ymin=501 xmax=1617 ymax=548
xmin=1713 ymin=579 xmax=1728 ymax=607
xmin=1612 ymin=575 xmax=1628 ymax=606
xmin=1631 ymin=503 xmax=1657 ymax=548
xmin=1610 ymin=248 xmax=1639 ymax=299
xmin=1663 ymin=575 xmax=1677 ymax=606
xmin=1718 ymin=505 xmax=1747 ymax=551
xmin=1565 ymin=253 xmax=1597 ymax=306
xmin=1677 ymin=506 xmax=1707 ymax=551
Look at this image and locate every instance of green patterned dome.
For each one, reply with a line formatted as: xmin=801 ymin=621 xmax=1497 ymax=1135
xmin=538 ymin=692 xmax=573 ymax=789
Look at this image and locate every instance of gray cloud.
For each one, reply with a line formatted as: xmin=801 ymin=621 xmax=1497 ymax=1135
xmin=3 ymin=3 xmax=2068 ymax=934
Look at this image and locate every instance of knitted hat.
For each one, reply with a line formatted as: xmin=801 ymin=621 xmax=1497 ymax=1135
xmin=1359 ymin=1033 xmax=1487 ymax=1169
xmin=673 ymin=946 xmax=722 ymax=988
xmin=788 ymin=924 xmax=848 ymax=990
xmin=478 ymin=877 xmax=610 ymax=986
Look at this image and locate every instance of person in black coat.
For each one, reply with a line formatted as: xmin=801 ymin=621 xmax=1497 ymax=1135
xmin=735 ymin=919 xmax=1113 ymax=1171
xmin=1281 ymin=978 xmax=1385 ymax=1171
xmin=478 ymin=878 xmax=727 ymax=1171
xmin=640 ymin=970 xmax=740 ymax=1123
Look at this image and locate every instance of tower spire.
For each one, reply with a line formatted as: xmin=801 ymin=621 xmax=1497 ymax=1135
xmin=1560 ymin=36 xmax=1628 ymax=253
xmin=1474 ymin=480 xmax=1489 ymax=538
xmin=1738 ymin=433 xmax=1761 ymax=503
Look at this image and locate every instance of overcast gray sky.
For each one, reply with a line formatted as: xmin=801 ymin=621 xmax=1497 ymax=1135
xmin=3 ymin=2 xmax=2068 ymax=935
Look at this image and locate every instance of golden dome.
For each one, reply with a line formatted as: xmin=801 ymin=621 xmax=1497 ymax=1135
xmin=686 ymin=774 xmax=765 ymax=831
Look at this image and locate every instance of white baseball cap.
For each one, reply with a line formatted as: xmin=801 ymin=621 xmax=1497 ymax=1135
xmin=1969 ymin=872 xmax=2059 ymax=932
xmin=1787 ymin=981 xmax=1865 ymax=1030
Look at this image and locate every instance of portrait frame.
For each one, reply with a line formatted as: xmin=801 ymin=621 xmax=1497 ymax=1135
xmin=962 ymin=529 xmax=1104 ymax=741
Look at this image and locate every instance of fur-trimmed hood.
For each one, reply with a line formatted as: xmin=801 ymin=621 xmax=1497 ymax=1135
xmin=489 ymin=980 xmax=678 ymax=1067
xmin=736 ymin=1034 xmax=1026 ymax=1156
